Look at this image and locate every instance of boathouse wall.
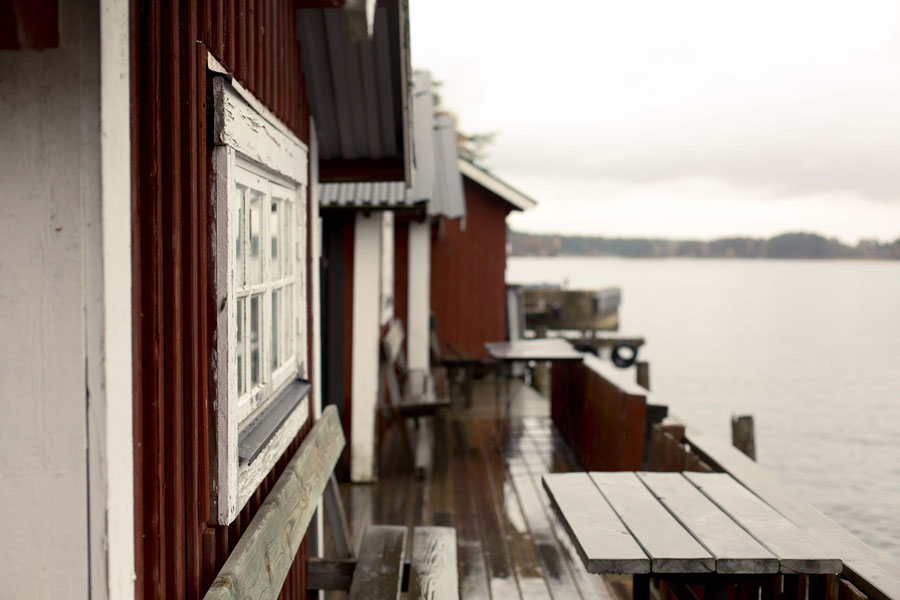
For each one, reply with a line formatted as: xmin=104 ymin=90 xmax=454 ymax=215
xmin=129 ymin=1 xmax=314 ymax=597
xmin=430 ymin=177 xmax=514 ymax=359
xmin=0 ymin=2 xmax=134 ymax=597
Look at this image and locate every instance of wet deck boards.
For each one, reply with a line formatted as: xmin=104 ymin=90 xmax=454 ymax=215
xmin=326 ymin=379 xmax=619 ymax=599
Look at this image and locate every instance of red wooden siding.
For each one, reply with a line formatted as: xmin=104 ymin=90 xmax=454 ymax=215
xmin=130 ymin=1 xmax=312 ymax=598
xmin=430 ymin=178 xmax=513 ymax=359
xmin=393 ymin=218 xmax=410 ymax=343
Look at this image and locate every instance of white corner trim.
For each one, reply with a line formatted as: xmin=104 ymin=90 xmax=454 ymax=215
xmin=350 ymin=214 xmax=382 ymax=483
xmin=212 ymin=77 xmax=309 ymax=187
xmin=457 ymin=159 xmax=538 ymax=211
xmin=407 ymin=219 xmax=430 ymax=371
xmin=92 ymin=0 xmax=135 ymax=597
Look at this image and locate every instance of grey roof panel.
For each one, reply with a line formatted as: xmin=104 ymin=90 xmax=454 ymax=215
xmin=429 ymin=114 xmax=466 ymax=219
xmin=298 ymin=6 xmax=408 ymax=164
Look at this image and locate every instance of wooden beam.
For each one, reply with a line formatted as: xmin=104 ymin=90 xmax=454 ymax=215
xmin=203 ymin=406 xmax=345 ymax=600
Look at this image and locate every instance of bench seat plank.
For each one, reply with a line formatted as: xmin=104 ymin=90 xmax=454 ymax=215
xmin=542 ymin=473 xmax=650 ymax=574
xmin=590 ymin=472 xmax=714 ymax=574
xmin=637 ymin=472 xmax=778 ymax=574
xmin=410 ymin=526 xmax=459 ymax=600
xmin=684 ymin=472 xmax=841 ymax=574
xmin=348 ymin=525 xmax=408 ymax=600
xmin=204 ymin=406 xmax=345 ymax=600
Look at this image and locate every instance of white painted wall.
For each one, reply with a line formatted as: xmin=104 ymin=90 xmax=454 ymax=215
xmin=0 ymin=1 xmax=134 ymax=597
xmin=350 ymin=212 xmax=382 ymax=482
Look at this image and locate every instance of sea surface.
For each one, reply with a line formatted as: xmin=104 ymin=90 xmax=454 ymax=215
xmin=508 ymin=256 xmax=900 ymax=562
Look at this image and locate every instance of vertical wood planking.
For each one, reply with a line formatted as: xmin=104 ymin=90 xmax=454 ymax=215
xmin=162 ymin=0 xmax=187 ymax=596
xmin=132 ymin=1 xmax=312 ymax=597
xmin=182 ymin=0 xmax=202 ymax=595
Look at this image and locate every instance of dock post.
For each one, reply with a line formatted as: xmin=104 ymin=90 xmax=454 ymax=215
xmin=731 ymin=415 xmax=756 ymax=460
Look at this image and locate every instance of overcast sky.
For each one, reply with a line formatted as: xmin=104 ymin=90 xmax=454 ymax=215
xmin=410 ymin=1 xmax=900 ymax=242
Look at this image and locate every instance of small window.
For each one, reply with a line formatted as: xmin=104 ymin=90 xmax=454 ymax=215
xmin=211 ymin=74 xmax=310 ymax=524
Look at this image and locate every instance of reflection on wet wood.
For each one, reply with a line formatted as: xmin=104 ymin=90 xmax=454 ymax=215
xmin=325 ymin=378 xmax=620 ymax=599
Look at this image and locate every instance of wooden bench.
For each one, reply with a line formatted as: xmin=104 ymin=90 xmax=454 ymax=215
xmin=204 ymin=405 xmax=459 ymax=600
xmin=381 ymin=320 xmax=450 ymax=477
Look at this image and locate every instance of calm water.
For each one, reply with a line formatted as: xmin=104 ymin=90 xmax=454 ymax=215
xmin=508 ymin=256 xmax=900 ymax=562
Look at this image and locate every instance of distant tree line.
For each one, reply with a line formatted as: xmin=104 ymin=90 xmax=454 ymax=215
xmin=509 ymin=231 xmax=900 ymax=260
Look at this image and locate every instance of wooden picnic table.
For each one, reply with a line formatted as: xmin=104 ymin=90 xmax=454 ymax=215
xmin=543 ymin=471 xmax=842 ymax=599
xmin=485 ymin=339 xmax=584 ymax=422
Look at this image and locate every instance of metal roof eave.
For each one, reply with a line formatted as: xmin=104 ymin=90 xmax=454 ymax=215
xmin=457 ymin=158 xmax=538 ymax=211
xmin=297 ymin=0 xmax=412 ymax=184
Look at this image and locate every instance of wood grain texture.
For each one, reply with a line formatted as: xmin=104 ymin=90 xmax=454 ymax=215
xmin=409 ymin=526 xmax=459 ymax=600
xmin=542 ymin=473 xmax=649 ymax=574
xmin=590 ymin=472 xmax=714 ymax=574
xmin=348 ymin=525 xmax=407 ymax=600
xmin=685 ymin=430 xmax=899 ymax=599
xmin=684 ymin=472 xmax=841 ymax=575
xmin=637 ymin=472 xmax=778 ymax=575
xmin=203 ymin=406 xmax=344 ymax=600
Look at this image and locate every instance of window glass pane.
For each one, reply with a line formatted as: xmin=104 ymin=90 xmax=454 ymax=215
xmin=250 ymin=294 xmax=261 ymax=387
xmin=235 ymin=187 xmax=246 ymax=287
xmin=285 ymin=284 xmax=293 ymax=360
xmin=271 ymin=288 xmax=280 ymax=371
xmin=248 ymin=191 xmax=263 ymax=285
xmin=284 ymin=201 xmax=293 ymax=276
xmin=270 ymin=198 xmax=282 ymax=280
xmin=236 ymin=297 xmax=245 ymax=395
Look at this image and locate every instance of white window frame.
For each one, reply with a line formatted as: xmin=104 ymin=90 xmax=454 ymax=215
xmin=211 ymin=73 xmax=309 ymax=525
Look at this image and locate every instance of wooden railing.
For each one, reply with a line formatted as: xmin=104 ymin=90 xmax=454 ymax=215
xmin=550 ymin=354 xmax=900 ymax=600
xmin=550 ymin=355 xmax=647 ymax=471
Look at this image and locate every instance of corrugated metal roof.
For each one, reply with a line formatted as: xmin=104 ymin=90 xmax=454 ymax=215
xmin=319 ymin=180 xmax=423 ymax=209
xmin=408 ymin=71 xmax=436 ymax=204
xmin=297 ymin=4 xmax=411 ymax=182
xmin=458 ymin=158 xmax=538 ymax=211
xmin=319 ymin=70 xmax=465 ymax=217
xmin=429 ymin=114 xmax=466 ymax=219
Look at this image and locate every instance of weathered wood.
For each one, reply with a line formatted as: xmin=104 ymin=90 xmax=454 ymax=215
xmin=382 ymin=320 xmax=405 ymax=365
xmin=203 ymin=406 xmax=344 ymax=600
xmin=306 ymin=557 xmax=356 ymax=590
xmin=636 ymin=361 xmax=650 ymax=390
xmin=590 ymin=472 xmax=714 ymax=574
xmin=348 ymin=525 xmax=407 ymax=600
xmin=685 ymin=429 xmax=899 ymax=599
xmin=637 ymin=472 xmax=778 ymax=574
xmin=409 ymin=526 xmax=459 ymax=599
xmin=839 ymin=578 xmax=868 ymax=600
xmin=324 ymin=474 xmax=353 ymax=559
xmin=730 ymin=415 xmax=756 ymax=460
xmin=684 ymin=472 xmax=841 ymax=575
xmin=542 ymin=473 xmax=650 ymax=574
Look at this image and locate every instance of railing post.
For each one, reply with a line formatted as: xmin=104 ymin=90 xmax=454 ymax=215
xmin=731 ymin=415 xmax=756 ymax=460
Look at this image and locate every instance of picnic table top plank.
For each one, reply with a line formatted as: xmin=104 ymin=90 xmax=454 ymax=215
xmin=637 ymin=472 xmax=779 ymax=575
xmin=542 ymin=473 xmax=650 ymax=574
xmin=684 ymin=472 xmax=842 ymax=575
xmin=485 ymin=339 xmax=585 ymax=362
xmin=589 ymin=472 xmax=715 ymax=574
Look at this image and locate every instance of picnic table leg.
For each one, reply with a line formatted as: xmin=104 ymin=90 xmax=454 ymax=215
xmin=705 ymin=580 xmax=727 ymax=600
xmin=633 ymin=574 xmax=650 ymax=600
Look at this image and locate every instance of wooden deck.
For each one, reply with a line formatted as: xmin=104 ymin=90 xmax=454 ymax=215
xmin=325 ymin=377 xmax=629 ymax=599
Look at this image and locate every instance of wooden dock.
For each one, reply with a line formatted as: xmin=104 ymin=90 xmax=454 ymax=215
xmin=326 ymin=379 xmax=626 ymax=599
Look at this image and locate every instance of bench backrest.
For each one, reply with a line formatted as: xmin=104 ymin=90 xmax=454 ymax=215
xmin=382 ymin=320 xmax=407 ymax=407
xmin=204 ymin=405 xmax=345 ymax=600
xmin=382 ymin=319 xmax=406 ymax=371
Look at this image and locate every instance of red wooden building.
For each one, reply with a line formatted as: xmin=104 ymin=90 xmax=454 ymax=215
xmin=1 ymin=1 xmax=411 ymax=598
xmin=430 ymin=159 xmax=537 ymax=360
